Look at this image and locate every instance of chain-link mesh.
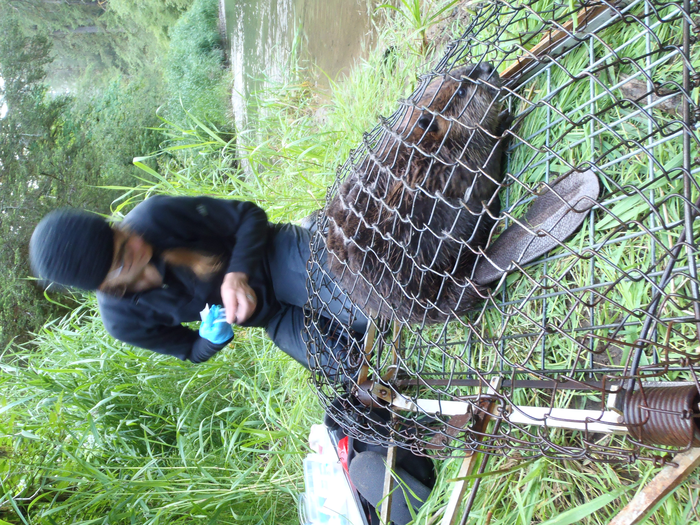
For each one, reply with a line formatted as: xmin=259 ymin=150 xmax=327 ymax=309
xmin=305 ymin=0 xmax=700 ymax=463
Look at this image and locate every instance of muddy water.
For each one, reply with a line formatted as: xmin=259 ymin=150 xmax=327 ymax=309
xmin=221 ymin=0 xmax=383 ymax=129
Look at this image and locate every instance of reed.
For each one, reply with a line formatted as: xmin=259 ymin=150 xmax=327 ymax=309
xmin=1 ymin=1 xmax=698 ymax=523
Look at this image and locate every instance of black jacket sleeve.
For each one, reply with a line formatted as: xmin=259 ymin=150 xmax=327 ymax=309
xmin=98 ymin=292 xmax=233 ymax=363
xmin=124 ymin=195 xmax=269 ymax=278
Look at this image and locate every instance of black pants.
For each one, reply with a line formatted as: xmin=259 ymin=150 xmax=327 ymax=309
xmin=264 ymin=223 xmax=368 ymax=368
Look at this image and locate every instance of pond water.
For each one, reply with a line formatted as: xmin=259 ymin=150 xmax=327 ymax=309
xmin=221 ymin=0 xmax=384 ymax=129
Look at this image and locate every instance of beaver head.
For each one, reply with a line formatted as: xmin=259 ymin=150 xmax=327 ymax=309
xmin=392 ymin=62 xmax=503 ymax=159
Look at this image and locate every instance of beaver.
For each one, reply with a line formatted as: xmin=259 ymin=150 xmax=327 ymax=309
xmin=325 ymin=63 xmax=512 ymax=324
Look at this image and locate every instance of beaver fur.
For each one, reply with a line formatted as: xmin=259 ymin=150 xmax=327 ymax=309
xmin=325 ymin=63 xmax=511 ymax=323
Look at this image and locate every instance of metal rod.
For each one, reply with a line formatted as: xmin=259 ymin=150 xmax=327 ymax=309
xmin=682 ymin=0 xmax=700 ymax=342
xmin=386 ymin=391 xmax=628 ymax=434
xmin=440 ymin=378 xmax=501 ymax=525
xmin=458 ymin=422 xmax=500 ymax=525
xmin=507 ymin=407 xmax=626 ymax=433
xmin=626 ymin=195 xmax=700 ymax=392
xmin=395 ymin=378 xmax=605 ymax=390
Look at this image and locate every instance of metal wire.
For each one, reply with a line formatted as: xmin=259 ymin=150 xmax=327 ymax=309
xmin=304 ymin=0 xmax=700 ymax=463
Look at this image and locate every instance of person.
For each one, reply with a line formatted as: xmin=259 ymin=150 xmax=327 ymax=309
xmin=29 ymin=195 xmax=368 ymax=369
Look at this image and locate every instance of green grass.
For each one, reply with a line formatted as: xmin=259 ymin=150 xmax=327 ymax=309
xmin=377 ymin=0 xmax=460 ymax=53
xmin=164 ymin=0 xmax=231 ymax=130
xmin=2 ymin=0 xmax=699 ymax=523
xmin=1 ymin=300 xmax=319 ymax=524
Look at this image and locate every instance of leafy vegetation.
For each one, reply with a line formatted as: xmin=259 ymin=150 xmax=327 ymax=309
xmin=1 ymin=0 xmax=193 ymax=90
xmin=377 ymin=0 xmax=460 ymax=53
xmin=1 ymin=0 xmax=699 ymax=524
xmin=0 ymin=300 xmax=319 ymax=524
xmin=164 ymin=0 xmax=231 ymax=130
xmin=0 ymin=0 xmax=233 ymax=348
xmin=0 ymin=12 xmax=165 ymax=348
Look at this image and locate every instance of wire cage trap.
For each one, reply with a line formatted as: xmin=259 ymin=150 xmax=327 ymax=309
xmin=305 ymin=0 xmax=700 ymax=464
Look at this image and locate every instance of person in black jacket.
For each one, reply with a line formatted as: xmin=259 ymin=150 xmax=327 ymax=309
xmin=29 ymin=195 xmax=367 ymax=368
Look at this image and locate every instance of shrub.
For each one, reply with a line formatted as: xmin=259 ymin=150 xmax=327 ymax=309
xmin=164 ymin=0 xmax=231 ymax=130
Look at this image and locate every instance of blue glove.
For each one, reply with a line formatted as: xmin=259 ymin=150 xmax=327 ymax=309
xmin=199 ymin=305 xmax=234 ymax=344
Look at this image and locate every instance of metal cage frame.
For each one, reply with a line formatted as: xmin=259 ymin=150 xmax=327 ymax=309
xmin=305 ymin=0 xmax=700 ymax=465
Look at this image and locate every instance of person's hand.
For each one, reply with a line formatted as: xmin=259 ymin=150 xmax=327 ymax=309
xmin=199 ymin=304 xmax=233 ymax=344
xmin=220 ymin=272 xmax=257 ymax=325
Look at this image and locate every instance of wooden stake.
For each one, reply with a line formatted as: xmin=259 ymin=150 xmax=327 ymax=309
xmin=440 ymin=378 xmax=501 ymax=525
xmin=501 ymin=4 xmax=616 ymax=84
xmin=380 ymin=444 xmax=398 ymax=524
xmin=609 ymin=448 xmax=700 ymax=525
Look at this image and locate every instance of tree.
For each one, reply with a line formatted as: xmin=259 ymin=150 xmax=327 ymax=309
xmin=164 ymin=0 xmax=231 ymax=129
xmin=0 ymin=13 xmax=71 ymax=347
xmin=1 ymin=0 xmax=191 ymax=92
xmin=0 ymin=11 xmax=164 ymax=349
xmin=107 ymin=0 xmax=194 ymax=47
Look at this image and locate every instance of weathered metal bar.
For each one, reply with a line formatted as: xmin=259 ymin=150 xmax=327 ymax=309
xmin=395 ymin=378 xmax=605 ymax=390
xmin=508 ymin=407 xmax=627 ymax=434
xmin=384 ymin=391 xmax=628 ymax=434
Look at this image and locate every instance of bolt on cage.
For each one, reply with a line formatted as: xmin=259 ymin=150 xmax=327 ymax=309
xmin=305 ymin=0 xmax=700 ymax=464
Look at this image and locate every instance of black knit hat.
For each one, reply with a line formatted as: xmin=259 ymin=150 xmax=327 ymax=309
xmin=30 ymin=209 xmax=115 ymax=291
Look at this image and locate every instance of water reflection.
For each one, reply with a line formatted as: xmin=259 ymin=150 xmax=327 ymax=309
xmin=222 ymin=0 xmax=379 ymax=130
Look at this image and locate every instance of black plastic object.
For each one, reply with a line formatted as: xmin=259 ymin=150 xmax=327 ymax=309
xmin=349 ymin=451 xmax=432 ymax=525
